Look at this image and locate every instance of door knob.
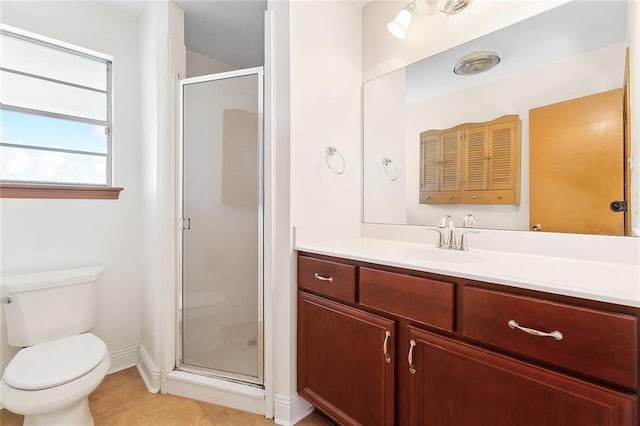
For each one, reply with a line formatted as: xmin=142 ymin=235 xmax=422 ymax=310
xmin=531 ymin=223 xmax=542 ymax=231
xmin=610 ymin=200 xmax=627 ymax=212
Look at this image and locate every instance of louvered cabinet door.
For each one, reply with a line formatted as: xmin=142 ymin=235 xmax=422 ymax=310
xmin=465 ymin=126 xmax=488 ymax=191
xmin=440 ymin=130 xmax=461 ymax=192
xmin=488 ymin=121 xmax=517 ymax=190
xmin=420 ymin=133 xmax=440 ymax=192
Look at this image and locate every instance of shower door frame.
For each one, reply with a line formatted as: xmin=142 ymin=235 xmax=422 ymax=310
xmin=176 ymin=66 xmax=265 ymax=386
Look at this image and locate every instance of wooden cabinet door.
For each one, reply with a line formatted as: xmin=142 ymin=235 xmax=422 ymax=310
xmin=440 ymin=130 xmax=461 ymax=192
xmin=298 ymin=292 xmax=395 ymax=426
xmin=488 ymin=121 xmax=518 ymax=190
xmin=420 ymin=132 xmax=440 ymax=192
xmin=408 ymin=327 xmax=636 ymax=426
xmin=464 ymin=125 xmax=489 ymax=191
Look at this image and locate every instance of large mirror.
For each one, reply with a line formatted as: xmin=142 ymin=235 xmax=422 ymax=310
xmin=363 ymin=0 xmax=633 ymax=236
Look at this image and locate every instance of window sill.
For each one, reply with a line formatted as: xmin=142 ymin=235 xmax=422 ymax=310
xmin=0 ymin=183 xmax=124 ymax=199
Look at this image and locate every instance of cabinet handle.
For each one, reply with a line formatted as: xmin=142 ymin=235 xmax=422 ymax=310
xmin=408 ymin=340 xmax=417 ymax=374
xmin=383 ymin=330 xmax=392 ymax=363
xmin=314 ymin=273 xmax=333 ymax=283
xmin=497 ymin=195 xmax=503 ymax=200
xmin=508 ymin=320 xmax=563 ymax=341
xmin=425 ymin=195 xmax=430 ymax=200
xmin=448 ymin=195 xmax=453 ymax=200
xmin=472 ymin=195 xmax=477 ymax=199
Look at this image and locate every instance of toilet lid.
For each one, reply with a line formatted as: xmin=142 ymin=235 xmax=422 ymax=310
xmin=3 ymin=333 xmax=107 ymax=390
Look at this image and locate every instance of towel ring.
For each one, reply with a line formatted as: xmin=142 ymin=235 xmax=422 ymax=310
xmin=382 ymin=157 xmax=398 ymax=181
xmin=326 ymin=146 xmax=345 ymax=174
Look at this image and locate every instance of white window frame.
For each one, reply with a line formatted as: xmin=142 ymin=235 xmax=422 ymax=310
xmin=0 ymin=25 xmax=114 ymax=187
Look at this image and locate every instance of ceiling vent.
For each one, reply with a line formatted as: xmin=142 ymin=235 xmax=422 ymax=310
xmin=453 ymin=51 xmax=501 ymax=75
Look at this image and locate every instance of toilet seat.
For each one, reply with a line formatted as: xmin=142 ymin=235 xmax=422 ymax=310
xmin=3 ymin=333 xmax=107 ymax=390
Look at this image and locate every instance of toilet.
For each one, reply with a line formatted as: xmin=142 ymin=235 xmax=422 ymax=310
xmin=0 ymin=266 xmax=110 ymax=426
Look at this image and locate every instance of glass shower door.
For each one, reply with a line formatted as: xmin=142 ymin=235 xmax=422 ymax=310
xmin=179 ymin=68 xmax=263 ymax=384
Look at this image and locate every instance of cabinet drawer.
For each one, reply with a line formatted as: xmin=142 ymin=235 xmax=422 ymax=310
xmin=298 ymin=256 xmax=356 ymax=303
xmin=463 ymin=189 xmax=515 ymax=204
xmin=420 ymin=191 xmax=461 ymax=204
xmin=360 ymin=268 xmax=454 ymax=332
xmin=463 ymin=286 xmax=638 ymax=389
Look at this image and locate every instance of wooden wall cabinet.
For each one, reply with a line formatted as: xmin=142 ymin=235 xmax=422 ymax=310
xmin=297 ymin=253 xmax=638 ymax=426
xmin=420 ymin=115 xmax=521 ymax=205
xmin=420 ymin=129 xmax=462 ymax=204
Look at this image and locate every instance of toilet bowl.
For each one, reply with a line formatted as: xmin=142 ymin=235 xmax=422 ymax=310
xmin=1 ymin=266 xmax=108 ymax=426
xmin=1 ymin=333 xmax=110 ymax=426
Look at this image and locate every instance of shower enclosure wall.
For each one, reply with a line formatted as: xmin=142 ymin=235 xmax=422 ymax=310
xmin=178 ymin=67 xmax=264 ymax=385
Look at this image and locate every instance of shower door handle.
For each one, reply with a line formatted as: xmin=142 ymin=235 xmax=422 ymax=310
xmin=181 ymin=218 xmax=191 ymax=231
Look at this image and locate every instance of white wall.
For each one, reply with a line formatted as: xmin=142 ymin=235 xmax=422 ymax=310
xmin=290 ymin=0 xmax=362 ymax=227
xmin=138 ymin=1 xmax=185 ymax=391
xmin=362 ymin=0 xmax=569 ymax=81
xmin=0 ymin=1 xmax=142 ymax=374
xmin=186 ymin=50 xmax=235 ymax=77
xmin=402 ymin=43 xmax=625 ymax=229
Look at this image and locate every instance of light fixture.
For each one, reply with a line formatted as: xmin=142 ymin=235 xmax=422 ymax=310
xmin=387 ymin=0 xmax=473 ymax=39
xmin=387 ymin=6 xmax=414 ymax=39
xmin=453 ymin=51 xmax=501 ymax=75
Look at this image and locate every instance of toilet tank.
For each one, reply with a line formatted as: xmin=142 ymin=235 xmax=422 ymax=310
xmin=1 ymin=266 xmax=103 ymax=347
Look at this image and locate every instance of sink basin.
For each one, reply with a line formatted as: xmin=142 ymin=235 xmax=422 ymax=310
xmin=386 ymin=246 xmax=485 ymax=264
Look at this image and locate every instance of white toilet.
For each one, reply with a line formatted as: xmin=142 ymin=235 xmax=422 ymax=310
xmin=1 ymin=266 xmax=110 ymax=426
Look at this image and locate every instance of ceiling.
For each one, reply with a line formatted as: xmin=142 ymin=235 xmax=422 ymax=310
xmin=98 ymin=0 xmax=266 ymax=69
xmin=175 ymin=0 xmax=266 ymax=69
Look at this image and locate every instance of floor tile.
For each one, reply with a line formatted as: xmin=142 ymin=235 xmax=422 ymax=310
xmin=89 ymin=367 xmax=157 ymax=422
xmin=0 ymin=367 xmax=330 ymax=426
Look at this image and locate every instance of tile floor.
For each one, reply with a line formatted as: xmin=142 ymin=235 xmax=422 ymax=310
xmin=0 ymin=368 xmax=332 ymax=425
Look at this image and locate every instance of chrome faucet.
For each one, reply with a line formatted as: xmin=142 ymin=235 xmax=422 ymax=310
xmin=426 ymin=215 xmax=481 ymax=251
xmin=437 ymin=215 xmax=457 ymax=249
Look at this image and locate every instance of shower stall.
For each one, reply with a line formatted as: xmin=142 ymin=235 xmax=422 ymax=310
xmin=177 ymin=67 xmax=264 ymax=385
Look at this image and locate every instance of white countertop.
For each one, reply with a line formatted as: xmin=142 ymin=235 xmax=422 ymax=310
xmin=295 ymin=237 xmax=640 ymax=308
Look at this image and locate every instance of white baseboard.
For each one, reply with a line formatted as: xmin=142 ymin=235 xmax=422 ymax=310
xmin=108 ymin=345 xmax=139 ymax=375
xmin=137 ymin=344 xmax=161 ymax=393
xmin=274 ymin=392 xmax=314 ymax=426
xmin=167 ymin=370 xmax=265 ymax=415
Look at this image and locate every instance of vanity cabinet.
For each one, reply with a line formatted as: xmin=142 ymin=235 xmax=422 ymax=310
xmin=297 ymin=252 xmax=639 ymax=426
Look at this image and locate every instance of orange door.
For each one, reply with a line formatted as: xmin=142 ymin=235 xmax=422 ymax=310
xmin=529 ymin=89 xmax=624 ymax=235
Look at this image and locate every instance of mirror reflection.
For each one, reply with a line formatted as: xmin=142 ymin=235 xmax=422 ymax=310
xmin=363 ymin=1 xmax=632 ymax=236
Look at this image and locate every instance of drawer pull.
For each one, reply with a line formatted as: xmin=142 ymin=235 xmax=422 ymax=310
xmin=408 ymin=340 xmax=417 ymax=374
xmin=508 ymin=320 xmax=563 ymax=341
xmin=383 ymin=330 xmax=392 ymax=363
xmin=314 ymin=273 xmax=333 ymax=283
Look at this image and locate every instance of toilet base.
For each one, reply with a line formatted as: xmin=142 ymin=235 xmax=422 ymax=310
xmin=23 ymin=397 xmax=93 ymax=426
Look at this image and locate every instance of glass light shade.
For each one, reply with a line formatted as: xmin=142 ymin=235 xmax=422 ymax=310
xmin=387 ymin=9 xmax=413 ymax=39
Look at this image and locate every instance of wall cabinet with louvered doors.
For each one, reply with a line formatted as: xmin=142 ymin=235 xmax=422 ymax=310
xmin=464 ymin=115 xmax=521 ymax=205
xmin=419 ymin=130 xmax=462 ymax=204
xmin=419 ymin=115 xmax=521 ymax=205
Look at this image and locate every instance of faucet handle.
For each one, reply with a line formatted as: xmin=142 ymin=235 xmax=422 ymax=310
xmin=458 ymin=230 xmax=481 ymax=251
xmin=463 ymin=213 xmax=476 ymax=228
xmin=425 ymin=227 xmax=446 ymax=248
xmin=438 ymin=214 xmax=453 ymax=228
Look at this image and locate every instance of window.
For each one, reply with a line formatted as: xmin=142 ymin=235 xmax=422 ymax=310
xmin=0 ymin=27 xmax=122 ymax=199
